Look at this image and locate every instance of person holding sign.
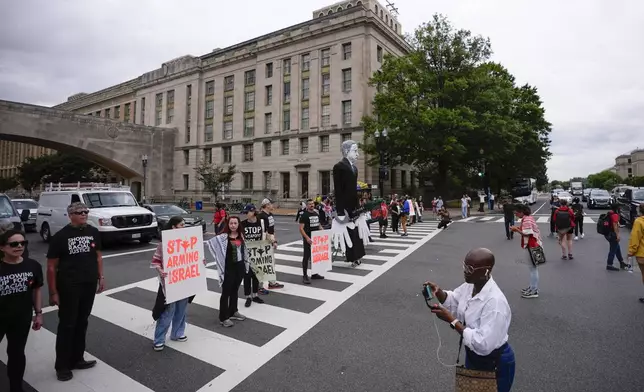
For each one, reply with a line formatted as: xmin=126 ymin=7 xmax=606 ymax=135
xmin=257 ymin=198 xmax=284 ymax=291
xmin=299 ymin=199 xmax=325 ymax=284
xmin=150 ymin=216 xmax=201 ymax=351
xmin=240 ymin=204 xmax=265 ymax=308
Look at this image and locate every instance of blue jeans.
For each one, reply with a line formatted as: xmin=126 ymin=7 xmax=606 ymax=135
xmin=605 ymin=233 xmax=623 ymax=266
xmin=154 ymin=298 xmax=189 ymax=345
xmin=461 ymin=205 xmax=468 ymax=218
xmin=466 ymin=343 xmax=516 ymax=392
xmin=529 ymin=263 xmax=539 ymax=291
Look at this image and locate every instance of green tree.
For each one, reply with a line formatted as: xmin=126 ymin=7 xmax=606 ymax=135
xmin=17 ymin=152 xmax=109 ymax=191
xmin=0 ymin=177 xmax=18 ymax=192
xmin=587 ymin=170 xmax=623 ymax=190
xmin=624 ymin=176 xmax=644 ymax=187
xmin=194 ymin=161 xmax=237 ymax=200
xmin=361 ymin=14 xmax=551 ymax=196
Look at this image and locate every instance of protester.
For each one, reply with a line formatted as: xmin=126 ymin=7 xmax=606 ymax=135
xmin=0 ymin=229 xmax=43 ymax=392
xmin=478 ymin=193 xmax=486 ymax=212
xmin=400 ymin=197 xmax=410 ymax=236
xmin=257 ymin=198 xmax=284 ymax=290
xmin=571 ymin=197 xmax=585 ymax=240
xmin=437 ymin=207 xmax=451 ymax=230
xmin=605 ymin=203 xmax=627 ymax=271
xmin=512 ymin=204 xmax=543 ymax=299
xmin=426 ymin=248 xmax=515 ymax=392
xmin=627 ymin=204 xmax=644 ymax=302
xmin=240 ymin=204 xmax=265 ymax=307
xmin=553 ymin=199 xmax=575 ymax=260
xmin=0 ymin=221 xmax=30 ymax=259
xmin=378 ymin=199 xmax=389 ymax=238
xmin=549 ymin=196 xmax=560 ymax=237
xmin=390 ymin=199 xmax=400 ymax=234
xmin=46 ymin=202 xmax=104 ymax=381
xmin=503 ymin=199 xmax=515 ymax=240
xmin=299 ymin=199 xmax=325 ymax=283
xmin=212 ymin=203 xmax=227 ymax=234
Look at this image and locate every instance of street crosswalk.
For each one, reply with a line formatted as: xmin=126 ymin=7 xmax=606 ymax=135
xmin=0 ymin=221 xmax=440 ymax=392
xmin=454 ymin=216 xmax=598 ymax=224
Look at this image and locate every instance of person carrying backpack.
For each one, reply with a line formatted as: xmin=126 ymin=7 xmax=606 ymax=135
xmin=598 ymin=203 xmax=628 ymax=271
xmin=553 ymin=199 xmax=575 ymax=260
xmin=571 ymin=197 xmax=585 ymax=240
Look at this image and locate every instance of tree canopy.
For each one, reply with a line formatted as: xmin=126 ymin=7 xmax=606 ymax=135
xmin=194 ymin=160 xmax=237 ymax=200
xmin=361 ymin=14 xmax=551 ymax=196
xmin=0 ymin=177 xmax=18 ymax=193
xmin=17 ymin=152 xmax=110 ymax=192
xmin=586 ymin=170 xmax=623 ymax=190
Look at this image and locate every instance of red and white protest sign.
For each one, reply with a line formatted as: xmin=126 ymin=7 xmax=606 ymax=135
xmin=311 ymin=230 xmax=332 ymax=276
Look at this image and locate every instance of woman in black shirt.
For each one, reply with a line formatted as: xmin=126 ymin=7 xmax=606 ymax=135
xmin=0 ymin=229 xmax=43 ymax=392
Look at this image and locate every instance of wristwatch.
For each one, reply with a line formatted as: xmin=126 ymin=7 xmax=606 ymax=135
xmin=450 ymin=319 xmax=459 ymax=329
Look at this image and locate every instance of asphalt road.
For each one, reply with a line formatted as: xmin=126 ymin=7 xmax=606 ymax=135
xmin=3 ymin=201 xmax=643 ymax=392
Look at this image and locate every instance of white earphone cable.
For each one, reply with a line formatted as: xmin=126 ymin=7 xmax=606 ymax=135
xmin=431 ymin=310 xmax=459 ymax=368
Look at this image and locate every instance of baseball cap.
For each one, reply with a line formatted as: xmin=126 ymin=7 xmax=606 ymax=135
xmin=67 ymin=202 xmax=89 ymax=214
xmin=243 ymin=204 xmax=256 ymax=213
xmin=261 ymin=198 xmax=272 ymax=207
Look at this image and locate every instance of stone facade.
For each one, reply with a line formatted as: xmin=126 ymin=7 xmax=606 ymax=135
xmin=614 ymin=149 xmax=644 ymax=178
xmin=53 ymin=1 xmax=415 ymax=203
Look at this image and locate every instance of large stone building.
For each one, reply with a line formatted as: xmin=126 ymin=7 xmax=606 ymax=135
xmin=614 ymin=149 xmax=644 ymax=178
xmin=53 ymin=0 xmax=413 ymax=203
xmin=0 ymin=141 xmax=54 ymax=179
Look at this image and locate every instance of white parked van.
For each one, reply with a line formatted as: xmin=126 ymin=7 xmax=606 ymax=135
xmin=36 ymin=183 xmax=157 ymax=244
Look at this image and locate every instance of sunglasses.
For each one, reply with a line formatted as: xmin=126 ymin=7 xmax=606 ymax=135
xmin=8 ymin=240 xmax=28 ymax=248
xmin=72 ymin=211 xmax=90 ymax=215
xmin=463 ymin=261 xmax=489 ymax=275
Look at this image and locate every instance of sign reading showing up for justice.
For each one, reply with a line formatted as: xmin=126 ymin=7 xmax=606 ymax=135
xmin=162 ymin=226 xmax=207 ymax=303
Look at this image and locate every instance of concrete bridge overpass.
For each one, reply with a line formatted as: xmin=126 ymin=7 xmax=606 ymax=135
xmin=0 ymin=100 xmax=176 ymax=197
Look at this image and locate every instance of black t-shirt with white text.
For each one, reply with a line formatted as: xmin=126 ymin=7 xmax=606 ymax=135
xmin=46 ymin=224 xmax=102 ymax=285
xmin=257 ymin=211 xmax=275 ymax=235
xmin=0 ymin=257 xmax=43 ymax=320
xmin=241 ymin=219 xmax=264 ymax=241
xmin=299 ymin=210 xmax=320 ymax=238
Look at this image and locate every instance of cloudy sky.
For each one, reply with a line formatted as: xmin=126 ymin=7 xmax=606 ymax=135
xmin=1 ymin=0 xmax=642 ymax=181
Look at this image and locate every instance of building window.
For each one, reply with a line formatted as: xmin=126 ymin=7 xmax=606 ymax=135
xmin=283 ymin=81 xmax=291 ymax=103
xmin=263 ymin=141 xmax=272 ymax=157
xmin=166 ymin=90 xmax=174 ymax=124
xmin=299 ymin=137 xmax=309 ymax=154
xmin=124 ymin=103 xmax=131 ymax=122
xmin=341 ymin=133 xmax=352 ymax=142
xmin=114 ymin=105 xmax=120 ymax=119
xmin=301 ymin=53 xmax=311 ymax=71
xmin=183 ymin=150 xmax=189 ymax=165
xmin=222 ymin=146 xmax=232 ymax=163
xmin=205 ymin=100 xmax=214 ymax=119
xmin=321 ymin=48 xmax=330 ymax=66
xmin=205 ymin=80 xmax=215 ymax=95
xmin=244 ymin=91 xmax=255 ymax=111
xmin=223 ymin=121 xmax=233 ymax=140
xmin=183 ymin=174 xmax=189 ymax=190
xmin=266 ymin=62 xmax=273 ymax=78
xmin=265 ymin=113 xmax=273 ymax=134
xmin=301 ymin=107 xmax=309 ymax=130
xmin=244 ymin=118 xmax=254 ymax=137
xmin=319 ymin=135 xmax=329 ymax=152
xmin=283 ymin=109 xmax=290 ymax=130
xmin=243 ymin=144 xmax=254 ymax=162
xmin=154 ymin=93 xmax=162 ymax=125
xmin=300 ymin=172 xmax=309 ymax=198
xmin=185 ymin=123 xmax=191 ymax=143
xmin=95 ymin=110 xmax=101 ymax=117
xmin=204 ymin=124 xmax=214 ymax=142
xmin=187 ymin=84 xmax=192 ymax=104
xmin=377 ymin=46 xmax=383 ymax=62
xmin=283 ymin=58 xmax=291 ymax=75
xmin=166 ymin=107 xmax=174 ymax=124
xmin=224 ymin=96 xmax=234 ymax=115
xmin=628 ymin=158 xmax=632 ymax=164
xmin=301 ymin=78 xmax=310 ymax=100
xmin=401 ymin=170 xmax=407 ymax=188
xmin=320 ymin=170 xmax=331 ymax=195
xmin=140 ymin=97 xmax=145 ymax=125
xmin=342 ymin=43 xmax=352 ymax=60
xmin=203 ymin=148 xmax=212 ymax=164
xmin=224 ymin=75 xmax=235 ymax=91
xmin=263 ymin=171 xmax=271 ymax=190
xmin=243 ymin=172 xmax=254 ymax=190
xmin=167 ymin=89 xmax=174 ymax=105
xmin=342 ymin=68 xmax=352 ymax=92
xmin=322 ymin=73 xmax=330 ymax=96
xmin=265 ymin=85 xmax=273 ymax=105
xmin=104 ymin=107 xmax=111 ymax=118
xmin=628 ymin=167 xmax=633 ymax=173
xmin=281 ymin=139 xmax=290 ymax=155
xmin=342 ymin=101 xmax=352 ymax=125
xmin=321 ymin=104 xmax=331 ymax=127
xmin=281 ymin=172 xmax=290 ymax=198
xmin=156 ymin=92 xmax=163 ymax=107
xmin=244 ymin=70 xmax=256 ymax=86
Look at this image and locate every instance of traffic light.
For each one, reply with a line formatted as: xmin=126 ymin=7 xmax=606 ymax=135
xmin=478 ymin=172 xmax=483 ymax=177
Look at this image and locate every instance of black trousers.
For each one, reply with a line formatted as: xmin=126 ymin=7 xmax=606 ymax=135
xmin=574 ymin=216 xmax=584 ymax=236
xmin=55 ymin=281 xmax=96 ymax=371
xmin=391 ymin=215 xmax=399 ymax=232
xmin=243 ymin=267 xmax=259 ymax=296
xmin=0 ymin=316 xmax=31 ymax=392
xmin=438 ymin=219 xmax=450 ymax=229
xmin=219 ymin=262 xmax=244 ymax=321
xmin=302 ymin=239 xmax=311 ymax=276
xmin=549 ymin=208 xmax=557 ymax=234
xmin=504 ymin=217 xmax=515 ymax=239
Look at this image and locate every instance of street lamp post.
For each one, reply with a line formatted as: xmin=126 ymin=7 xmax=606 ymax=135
xmin=374 ymin=129 xmax=388 ymax=198
xmin=141 ymin=154 xmax=148 ymax=203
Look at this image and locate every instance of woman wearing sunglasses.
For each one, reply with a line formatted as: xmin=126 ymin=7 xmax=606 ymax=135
xmin=426 ymin=248 xmax=515 ymax=392
xmin=0 ymin=221 xmax=30 ymax=260
xmin=0 ymin=229 xmax=44 ymax=392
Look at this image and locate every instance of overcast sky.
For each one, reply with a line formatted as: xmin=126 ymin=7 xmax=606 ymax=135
xmin=1 ymin=0 xmax=642 ymax=181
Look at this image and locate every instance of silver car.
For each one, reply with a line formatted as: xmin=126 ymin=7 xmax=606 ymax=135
xmin=557 ymin=191 xmax=573 ymax=204
xmin=587 ymin=189 xmax=611 ymax=209
xmin=11 ymin=198 xmax=39 ymax=232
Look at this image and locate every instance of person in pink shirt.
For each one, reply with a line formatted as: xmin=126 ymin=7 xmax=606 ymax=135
xmin=511 ymin=204 xmax=543 ymax=299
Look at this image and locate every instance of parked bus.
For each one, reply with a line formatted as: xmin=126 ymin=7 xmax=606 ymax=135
xmin=511 ymin=178 xmax=538 ymax=205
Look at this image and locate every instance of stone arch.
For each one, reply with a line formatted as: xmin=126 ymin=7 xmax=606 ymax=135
xmin=389 ymin=19 xmax=393 ymax=27
xmin=0 ymin=100 xmax=176 ymax=196
xmin=346 ymin=3 xmax=352 ymax=8
xmin=380 ymin=10 xmax=383 ymax=18
xmin=336 ymin=6 xmax=343 ymax=12
xmin=386 ymin=15 xmax=389 ymax=24
xmin=394 ymin=23 xmax=398 ymax=32
xmin=328 ymin=9 xmax=333 ymax=15
xmin=318 ymin=12 xmax=325 ymax=17
xmin=375 ymin=4 xmax=378 ymax=13
xmin=357 ymin=0 xmax=362 ymax=5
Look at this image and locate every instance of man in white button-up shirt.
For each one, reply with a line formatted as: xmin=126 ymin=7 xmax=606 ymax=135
xmin=427 ymin=248 xmax=516 ymax=392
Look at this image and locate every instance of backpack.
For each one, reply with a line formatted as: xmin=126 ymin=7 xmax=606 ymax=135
xmin=555 ymin=209 xmax=571 ymax=229
xmin=597 ymin=212 xmax=613 ymax=236
xmin=571 ymin=204 xmax=583 ymax=218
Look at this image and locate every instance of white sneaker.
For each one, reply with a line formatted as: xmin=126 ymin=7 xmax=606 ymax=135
xmin=574 ymin=236 xmax=579 ymax=241
xmin=521 ymin=289 xmax=539 ymax=299
xmin=581 ymin=233 xmax=585 ymax=239
xmin=230 ymin=312 xmax=246 ymax=321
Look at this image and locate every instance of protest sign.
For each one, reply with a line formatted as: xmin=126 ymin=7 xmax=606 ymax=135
xmin=162 ymin=226 xmax=207 ymax=303
xmin=246 ymin=240 xmax=276 ymax=282
xmin=311 ymin=230 xmax=332 ymax=275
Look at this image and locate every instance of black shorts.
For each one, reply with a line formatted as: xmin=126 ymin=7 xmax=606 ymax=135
xmin=379 ymin=218 xmax=388 ymax=227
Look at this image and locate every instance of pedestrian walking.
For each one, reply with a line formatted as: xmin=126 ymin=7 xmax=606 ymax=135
xmin=460 ymin=194 xmax=469 ymax=219
xmin=212 ymin=203 xmax=227 ymax=235
xmin=571 ymin=197 xmax=585 ymax=240
xmin=604 ymin=203 xmax=627 ymax=271
xmin=489 ymin=193 xmax=496 ymax=211
xmin=503 ymin=200 xmax=515 ymax=240
xmin=511 ymin=204 xmax=543 ymax=299
xmin=478 ymin=193 xmax=486 ymax=212
xmin=299 ymin=199 xmax=325 ymax=283
xmin=400 ymin=197 xmax=410 ymax=236
xmin=627 ymin=204 xmax=644 ymax=302
xmin=0 ymin=229 xmax=43 ymax=392
xmin=549 ymin=196 xmax=560 ymax=237
xmin=378 ymin=200 xmax=389 ymax=238
xmin=425 ymin=248 xmax=516 ymax=392
xmin=553 ymin=200 xmax=575 ymax=260
xmin=240 ymin=204 xmax=265 ymax=307
xmin=46 ymin=202 xmax=104 ymax=382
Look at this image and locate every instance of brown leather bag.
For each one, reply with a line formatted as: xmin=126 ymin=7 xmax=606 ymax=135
xmin=454 ymin=335 xmax=498 ymax=392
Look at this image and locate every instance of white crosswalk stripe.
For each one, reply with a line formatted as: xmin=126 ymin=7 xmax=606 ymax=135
xmin=454 ymin=216 xmax=596 ymax=224
xmin=3 ymin=220 xmax=441 ymax=392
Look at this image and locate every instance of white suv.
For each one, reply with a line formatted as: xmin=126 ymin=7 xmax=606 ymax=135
xmin=36 ymin=183 xmax=157 ymax=244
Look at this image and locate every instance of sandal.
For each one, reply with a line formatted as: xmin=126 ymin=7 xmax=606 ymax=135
xmin=561 ymin=255 xmax=568 ymax=260
xmin=568 ymin=254 xmax=574 ymax=260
